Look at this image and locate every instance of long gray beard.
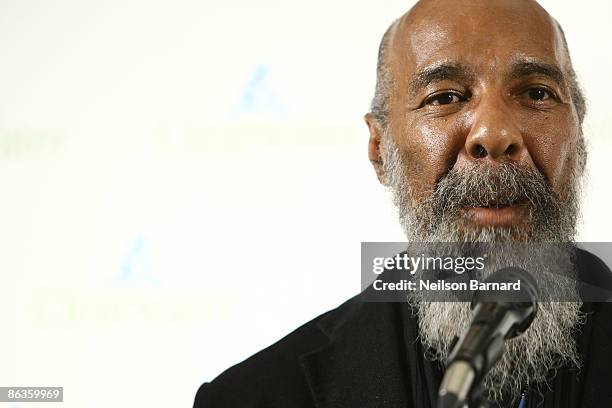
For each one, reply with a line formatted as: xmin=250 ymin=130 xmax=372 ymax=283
xmin=380 ymin=135 xmax=586 ymax=403
xmin=416 ymin=301 xmax=584 ymax=403
xmin=410 ymin=243 xmax=585 ymax=403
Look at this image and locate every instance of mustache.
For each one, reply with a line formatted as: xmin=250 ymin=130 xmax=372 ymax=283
xmin=430 ymin=162 xmax=558 ymax=215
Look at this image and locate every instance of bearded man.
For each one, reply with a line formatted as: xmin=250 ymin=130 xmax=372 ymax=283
xmin=193 ymin=0 xmax=612 ymax=407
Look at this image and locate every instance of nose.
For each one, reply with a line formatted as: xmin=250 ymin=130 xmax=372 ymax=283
xmin=464 ymin=98 xmax=525 ymax=162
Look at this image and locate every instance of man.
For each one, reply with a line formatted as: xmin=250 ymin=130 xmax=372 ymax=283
xmin=194 ymin=0 xmax=612 ymax=406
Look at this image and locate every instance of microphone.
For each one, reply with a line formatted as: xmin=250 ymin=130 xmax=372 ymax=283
xmin=437 ymin=267 xmax=539 ymax=408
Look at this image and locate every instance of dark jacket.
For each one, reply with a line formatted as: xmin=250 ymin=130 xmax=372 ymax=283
xmin=194 ymin=249 xmax=612 ymax=408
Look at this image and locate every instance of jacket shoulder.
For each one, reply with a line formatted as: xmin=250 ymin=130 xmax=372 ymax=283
xmin=575 ymin=247 xmax=612 ymax=291
xmin=193 ymin=296 xmax=360 ymax=408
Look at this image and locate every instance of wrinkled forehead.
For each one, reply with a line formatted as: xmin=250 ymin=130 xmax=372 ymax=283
xmin=386 ymin=0 xmax=567 ymax=83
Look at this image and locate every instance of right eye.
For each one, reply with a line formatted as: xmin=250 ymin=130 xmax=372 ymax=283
xmin=424 ymin=91 xmax=464 ymax=106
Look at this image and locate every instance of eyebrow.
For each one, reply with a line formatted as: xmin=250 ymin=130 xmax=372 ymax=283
xmin=409 ymin=63 xmax=475 ymax=96
xmin=508 ymin=60 xmax=566 ymax=87
xmin=408 ymin=59 xmax=567 ymax=97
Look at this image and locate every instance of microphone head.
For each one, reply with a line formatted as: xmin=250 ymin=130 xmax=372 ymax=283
xmin=471 ymin=266 xmax=539 ymax=336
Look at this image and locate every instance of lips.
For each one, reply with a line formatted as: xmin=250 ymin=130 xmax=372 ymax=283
xmin=463 ymin=203 xmax=528 ymax=226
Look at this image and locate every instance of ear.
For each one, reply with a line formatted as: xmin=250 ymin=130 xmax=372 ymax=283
xmin=365 ymin=113 xmax=387 ymax=185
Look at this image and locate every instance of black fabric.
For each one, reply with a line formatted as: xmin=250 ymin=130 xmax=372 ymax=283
xmin=194 ymin=249 xmax=612 ymax=408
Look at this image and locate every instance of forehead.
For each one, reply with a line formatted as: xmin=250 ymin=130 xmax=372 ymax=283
xmin=388 ymin=0 xmax=565 ymax=80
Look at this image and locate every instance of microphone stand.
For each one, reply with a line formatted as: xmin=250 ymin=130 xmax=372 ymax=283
xmin=437 ymin=267 xmax=539 ymax=408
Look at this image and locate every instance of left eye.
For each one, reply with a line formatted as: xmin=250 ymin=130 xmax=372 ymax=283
xmin=526 ymin=88 xmax=553 ymax=101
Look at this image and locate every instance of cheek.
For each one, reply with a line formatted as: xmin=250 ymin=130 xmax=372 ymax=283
xmin=391 ymin=116 xmax=466 ymax=199
xmin=520 ymin=112 xmax=579 ymax=192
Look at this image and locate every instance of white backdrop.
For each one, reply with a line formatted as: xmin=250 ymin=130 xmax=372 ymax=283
xmin=1 ymin=1 xmax=611 ymax=407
